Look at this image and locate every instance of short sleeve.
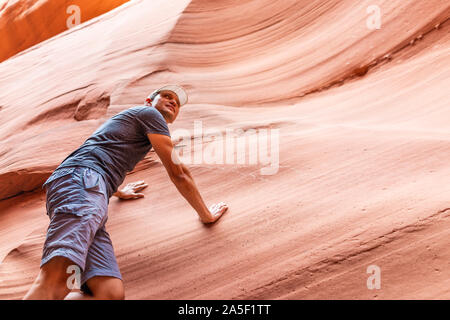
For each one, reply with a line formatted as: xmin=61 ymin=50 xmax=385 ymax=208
xmin=136 ymin=107 xmax=171 ymax=137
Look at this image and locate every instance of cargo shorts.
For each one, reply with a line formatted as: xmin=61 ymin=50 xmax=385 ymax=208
xmin=41 ymin=166 xmax=122 ymax=294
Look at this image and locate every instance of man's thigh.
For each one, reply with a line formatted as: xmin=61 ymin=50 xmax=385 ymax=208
xmin=41 ymin=166 xmax=109 ymax=272
xmin=80 ymin=226 xmax=123 ymax=295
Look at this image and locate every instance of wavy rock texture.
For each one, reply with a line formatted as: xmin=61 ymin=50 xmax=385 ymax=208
xmin=0 ymin=0 xmax=449 ymax=299
xmin=0 ymin=0 xmax=130 ymax=63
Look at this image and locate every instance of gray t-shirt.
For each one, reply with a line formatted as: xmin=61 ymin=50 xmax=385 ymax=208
xmin=49 ymin=106 xmax=170 ymax=198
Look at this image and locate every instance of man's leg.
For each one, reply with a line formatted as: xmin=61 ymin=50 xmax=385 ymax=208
xmin=23 ymin=210 xmax=100 ymax=300
xmin=64 ymin=225 xmax=124 ymax=300
xmin=23 ymin=256 xmax=75 ymax=300
xmin=65 ymin=276 xmax=125 ymax=300
xmin=30 ymin=167 xmax=112 ymax=300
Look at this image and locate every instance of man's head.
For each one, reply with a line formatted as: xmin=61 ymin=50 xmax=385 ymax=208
xmin=145 ymin=85 xmax=188 ymax=124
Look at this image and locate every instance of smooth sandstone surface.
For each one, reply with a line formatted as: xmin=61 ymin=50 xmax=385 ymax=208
xmin=0 ymin=0 xmax=449 ymax=299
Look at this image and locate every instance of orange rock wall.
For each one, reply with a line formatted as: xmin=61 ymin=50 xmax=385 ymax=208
xmin=0 ymin=0 xmax=129 ymax=62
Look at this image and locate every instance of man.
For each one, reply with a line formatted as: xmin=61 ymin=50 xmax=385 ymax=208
xmin=23 ymin=85 xmax=228 ymax=300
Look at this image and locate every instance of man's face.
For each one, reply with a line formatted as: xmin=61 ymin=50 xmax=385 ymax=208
xmin=147 ymin=90 xmax=181 ymax=123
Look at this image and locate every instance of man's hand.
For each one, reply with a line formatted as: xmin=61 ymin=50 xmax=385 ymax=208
xmin=114 ymin=180 xmax=148 ymax=200
xmin=201 ymin=202 xmax=228 ymax=224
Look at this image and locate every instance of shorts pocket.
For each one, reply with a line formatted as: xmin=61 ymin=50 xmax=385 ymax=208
xmin=45 ymin=167 xmax=107 ymax=218
xmin=82 ymin=168 xmax=101 ymax=191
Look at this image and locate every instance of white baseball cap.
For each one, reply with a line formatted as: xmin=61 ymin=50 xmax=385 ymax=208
xmin=146 ymin=84 xmax=188 ymax=106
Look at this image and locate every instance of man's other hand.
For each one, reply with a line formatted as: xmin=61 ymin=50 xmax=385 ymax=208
xmin=201 ymin=202 xmax=228 ymax=224
xmin=115 ymin=180 xmax=148 ymax=200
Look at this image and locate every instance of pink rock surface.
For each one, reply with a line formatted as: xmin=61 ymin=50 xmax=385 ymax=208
xmin=0 ymin=0 xmax=449 ymax=299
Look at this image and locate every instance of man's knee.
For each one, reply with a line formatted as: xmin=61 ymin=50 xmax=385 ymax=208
xmin=101 ymin=288 xmax=125 ymax=300
xmin=86 ymin=277 xmax=125 ymax=300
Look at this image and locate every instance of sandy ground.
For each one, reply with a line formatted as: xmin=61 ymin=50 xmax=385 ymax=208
xmin=0 ymin=0 xmax=449 ymax=299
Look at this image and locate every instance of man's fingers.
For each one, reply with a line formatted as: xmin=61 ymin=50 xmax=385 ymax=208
xmin=210 ymin=202 xmax=227 ymax=211
xmin=133 ymin=193 xmax=145 ymax=199
xmin=210 ymin=203 xmax=228 ymax=217
xmin=128 ymin=180 xmax=147 ymax=190
xmin=214 ymin=203 xmax=227 ymax=212
xmin=218 ymin=206 xmax=228 ymax=215
xmin=128 ymin=180 xmax=146 ymax=186
xmin=134 ymin=184 xmax=148 ymax=191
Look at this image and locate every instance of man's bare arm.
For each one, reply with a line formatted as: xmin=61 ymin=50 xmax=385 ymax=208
xmin=148 ymin=133 xmax=228 ymax=223
xmin=180 ymin=162 xmax=193 ymax=179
